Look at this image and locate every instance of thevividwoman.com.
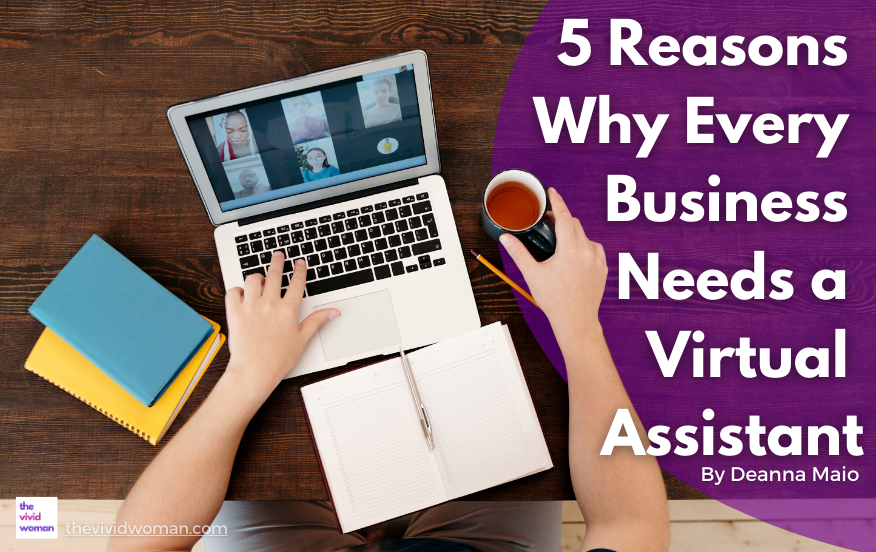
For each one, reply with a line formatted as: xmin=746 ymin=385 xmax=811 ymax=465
xmin=64 ymin=522 xmax=227 ymax=537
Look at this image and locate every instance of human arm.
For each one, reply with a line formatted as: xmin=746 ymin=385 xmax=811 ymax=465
xmin=107 ymin=252 xmax=339 ymax=552
xmin=500 ymin=189 xmax=669 ymax=552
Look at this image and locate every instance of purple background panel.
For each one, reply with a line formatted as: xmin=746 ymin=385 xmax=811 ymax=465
xmin=492 ymin=0 xmax=876 ymax=548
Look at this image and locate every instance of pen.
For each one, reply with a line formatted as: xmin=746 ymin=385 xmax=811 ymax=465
xmin=399 ymin=345 xmax=434 ymax=450
xmin=469 ymin=249 xmax=540 ymax=310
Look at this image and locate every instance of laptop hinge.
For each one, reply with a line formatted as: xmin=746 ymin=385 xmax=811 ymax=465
xmin=237 ymin=178 xmax=421 ymax=227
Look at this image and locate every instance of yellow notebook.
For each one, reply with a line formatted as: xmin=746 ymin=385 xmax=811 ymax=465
xmin=24 ymin=318 xmax=225 ymax=445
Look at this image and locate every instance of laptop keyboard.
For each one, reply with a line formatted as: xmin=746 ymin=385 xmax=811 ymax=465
xmin=234 ymin=192 xmax=446 ymax=297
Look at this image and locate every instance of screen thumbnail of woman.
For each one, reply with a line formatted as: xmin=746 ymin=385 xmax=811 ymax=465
xmin=296 ymin=138 xmax=341 ymax=182
xmin=208 ymin=109 xmax=259 ymax=161
xmin=280 ymin=92 xmax=331 ymax=145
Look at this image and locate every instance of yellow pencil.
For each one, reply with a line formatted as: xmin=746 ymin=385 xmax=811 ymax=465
xmin=469 ymin=249 xmax=540 ymax=310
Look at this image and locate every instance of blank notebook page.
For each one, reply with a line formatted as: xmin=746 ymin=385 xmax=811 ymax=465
xmin=407 ymin=323 xmax=552 ymax=498
xmin=302 ymin=323 xmax=552 ymax=533
xmin=302 ymin=359 xmax=447 ymax=531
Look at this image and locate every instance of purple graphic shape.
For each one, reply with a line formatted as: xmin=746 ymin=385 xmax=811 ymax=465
xmin=492 ymin=0 xmax=876 ymax=548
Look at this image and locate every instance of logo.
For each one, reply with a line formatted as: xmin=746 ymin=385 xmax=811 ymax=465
xmin=16 ymin=497 xmax=57 ymax=539
xmin=378 ymin=138 xmax=398 ymax=154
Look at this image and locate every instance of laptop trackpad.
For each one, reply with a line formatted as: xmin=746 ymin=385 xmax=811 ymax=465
xmin=315 ymin=290 xmax=401 ymax=361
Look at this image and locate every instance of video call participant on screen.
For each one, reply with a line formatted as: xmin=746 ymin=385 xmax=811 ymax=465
xmin=108 ymin=189 xmax=669 ymax=552
xmin=362 ymin=78 xmax=402 ymax=128
xmin=232 ymin=169 xmax=271 ymax=199
xmin=301 ymin=148 xmax=340 ymax=182
xmin=286 ymin=95 xmax=330 ymax=145
xmin=217 ymin=110 xmax=258 ymax=161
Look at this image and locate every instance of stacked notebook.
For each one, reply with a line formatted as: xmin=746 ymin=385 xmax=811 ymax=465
xmin=301 ymin=322 xmax=553 ymax=533
xmin=25 ymin=235 xmax=224 ymax=445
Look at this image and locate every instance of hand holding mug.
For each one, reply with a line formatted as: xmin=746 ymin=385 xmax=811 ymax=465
xmin=499 ymin=187 xmax=608 ymax=339
xmin=481 ymin=169 xmax=556 ymax=254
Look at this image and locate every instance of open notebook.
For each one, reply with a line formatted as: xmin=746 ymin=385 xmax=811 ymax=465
xmin=301 ymin=322 xmax=553 ymax=533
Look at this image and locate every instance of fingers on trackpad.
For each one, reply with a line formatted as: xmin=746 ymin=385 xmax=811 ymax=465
xmin=315 ymin=290 xmax=401 ymax=361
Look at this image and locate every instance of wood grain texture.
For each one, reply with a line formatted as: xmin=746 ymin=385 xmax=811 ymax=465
xmin=0 ymin=0 xmax=703 ymax=501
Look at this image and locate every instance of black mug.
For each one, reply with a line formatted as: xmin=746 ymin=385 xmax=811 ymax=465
xmin=481 ymin=169 xmax=556 ymax=254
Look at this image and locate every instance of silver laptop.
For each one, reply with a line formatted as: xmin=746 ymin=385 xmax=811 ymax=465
xmin=167 ymin=50 xmax=480 ymax=378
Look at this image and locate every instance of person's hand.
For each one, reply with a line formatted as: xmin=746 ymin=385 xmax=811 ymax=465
xmin=223 ymin=251 xmax=340 ymax=405
xmin=499 ymin=188 xmax=607 ymax=341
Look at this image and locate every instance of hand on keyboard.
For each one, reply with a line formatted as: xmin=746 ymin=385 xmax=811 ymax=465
xmin=224 ymin=251 xmax=341 ymax=405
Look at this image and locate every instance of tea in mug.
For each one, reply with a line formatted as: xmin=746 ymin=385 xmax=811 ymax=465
xmin=486 ymin=181 xmax=540 ymax=230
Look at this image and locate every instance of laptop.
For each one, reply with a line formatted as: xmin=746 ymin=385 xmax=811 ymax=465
xmin=167 ymin=50 xmax=480 ymax=378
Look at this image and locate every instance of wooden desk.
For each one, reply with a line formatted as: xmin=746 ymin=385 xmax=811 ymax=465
xmin=0 ymin=0 xmax=703 ymax=501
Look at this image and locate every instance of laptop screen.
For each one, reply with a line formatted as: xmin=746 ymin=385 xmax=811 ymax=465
xmin=184 ymin=65 xmax=427 ymax=213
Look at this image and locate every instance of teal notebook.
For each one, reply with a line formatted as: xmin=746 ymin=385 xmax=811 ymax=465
xmin=28 ymin=235 xmax=213 ymax=407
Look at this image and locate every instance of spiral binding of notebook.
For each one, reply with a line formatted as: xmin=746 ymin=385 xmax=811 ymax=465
xmin=26 ymin=370 xmax=155 ymax=442
xmin=24 ymin=321 xmax=224 ymax=445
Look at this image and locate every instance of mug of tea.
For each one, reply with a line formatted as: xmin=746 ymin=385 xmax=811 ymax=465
xmin=481 ymin=169 xmax=556 ymax=254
